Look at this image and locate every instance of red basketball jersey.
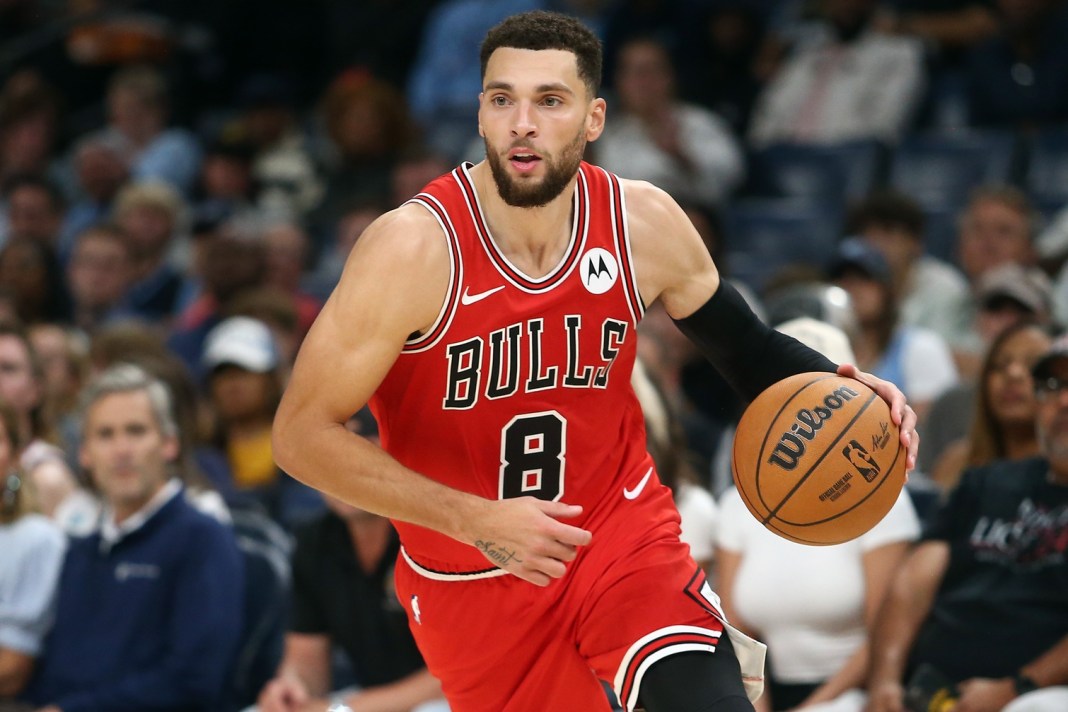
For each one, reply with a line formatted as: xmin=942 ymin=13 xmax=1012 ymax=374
xmin=371 ymin=161 xmax=658 ymax=572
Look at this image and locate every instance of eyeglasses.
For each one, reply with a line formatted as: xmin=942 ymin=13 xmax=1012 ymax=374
xmin=1034 ymin=376 xmax=1068 ymax=400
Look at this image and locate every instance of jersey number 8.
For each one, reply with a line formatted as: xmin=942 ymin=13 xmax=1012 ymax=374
xmin=499 ymin=411 xmax=566 ymax=501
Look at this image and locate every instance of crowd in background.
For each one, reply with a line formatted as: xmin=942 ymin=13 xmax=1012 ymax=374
xmin=1 ymin=0 xmax=1067 ymax=710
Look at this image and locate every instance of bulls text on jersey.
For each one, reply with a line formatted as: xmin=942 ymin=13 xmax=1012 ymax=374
xmin=443 ymin=315 xmax=629 ymax=409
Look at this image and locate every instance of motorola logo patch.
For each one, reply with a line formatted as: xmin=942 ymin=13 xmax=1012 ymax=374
xmin=580 ymin=248 xmax=618 ymax=295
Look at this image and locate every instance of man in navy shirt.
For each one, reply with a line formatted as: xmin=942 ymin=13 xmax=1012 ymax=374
xmin=24 ymin=363 xmax=244 ymax=712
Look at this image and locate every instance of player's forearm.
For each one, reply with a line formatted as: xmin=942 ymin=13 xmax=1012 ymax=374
xmin=867 ymin=562 xmax=940 ymax=685
xmin=1021 ymin=633 xmax=1068 ymax=688
xmin=272 ymin=420 xmax=481 ymax=544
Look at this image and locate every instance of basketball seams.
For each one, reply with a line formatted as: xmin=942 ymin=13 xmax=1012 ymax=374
xmin=734 ymin=373 xmax=906 ymax=545
xmin=747 ymin=373 xmax=840 ymax=516
xmin=764 ymin=390 xmax=880 ymax=523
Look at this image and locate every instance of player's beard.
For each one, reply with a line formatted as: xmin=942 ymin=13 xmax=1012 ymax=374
xmin=485 ymin=127 xmax=586 ymax=208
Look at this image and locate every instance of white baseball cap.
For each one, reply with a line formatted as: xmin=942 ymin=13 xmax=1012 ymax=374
xmin=202 ymin=316 xmax=279 ymax=373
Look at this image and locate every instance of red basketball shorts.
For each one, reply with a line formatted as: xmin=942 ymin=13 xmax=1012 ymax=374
xmin=393 ymin=487 xmax=732 ymax=711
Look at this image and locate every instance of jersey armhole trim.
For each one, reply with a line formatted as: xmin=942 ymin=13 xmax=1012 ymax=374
xmin=605 ymin=169 xmax=645 ymax=325
xmin=401 ymin=194 xmax=462 ymax=353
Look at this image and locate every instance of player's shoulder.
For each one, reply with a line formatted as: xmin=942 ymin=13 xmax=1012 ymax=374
xmin=350 ymin=203 xmax=452 ymax=267
xmin=617 ymin=178 xmax=690 ymax=238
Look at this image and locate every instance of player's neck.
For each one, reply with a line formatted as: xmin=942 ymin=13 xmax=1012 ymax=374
xmin=472 ymin=162 xmax=577 ymax=278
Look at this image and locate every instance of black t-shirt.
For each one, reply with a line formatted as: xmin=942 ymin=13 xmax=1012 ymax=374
xmin=290 ymin=513 xmax=424 ymax=686
xmin=909 ymin=457 xmax=1068 ymax=681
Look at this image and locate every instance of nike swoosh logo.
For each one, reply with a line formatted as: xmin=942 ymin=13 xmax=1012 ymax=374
xmin=623 ymin=467 xmax=654 ymax=500
xmin=461 ymin=285 xmax=505 ymax=306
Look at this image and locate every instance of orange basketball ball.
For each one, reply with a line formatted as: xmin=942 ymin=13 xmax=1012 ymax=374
xmin=732 ymin=372 xmax=906 ymax=545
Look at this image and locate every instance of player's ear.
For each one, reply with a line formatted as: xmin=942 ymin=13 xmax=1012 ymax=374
xmin=478 ymin=93 xmax=486 ymax=137
xmin=585 ymin=97 xmax=606 ymax=141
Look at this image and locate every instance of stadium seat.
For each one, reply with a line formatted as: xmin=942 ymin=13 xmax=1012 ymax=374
xmin=751 ymin=139 xmax=882 ymax=207
xmin=1025 ymin=128 xmax=1068 ymax=205
xmin=223 ymin=509 xmax=293 ymax=711
xmin=723 ymin=199 xmax=842 ymax=293
xmin=888 ymin=130 xmax=1018 ymax=210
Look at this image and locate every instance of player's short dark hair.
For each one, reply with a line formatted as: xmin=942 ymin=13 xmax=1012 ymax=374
xmin=480 ymin=11 xmax=603 ymax=97
xmin=845 ymin=190 xmax=925 ymax=241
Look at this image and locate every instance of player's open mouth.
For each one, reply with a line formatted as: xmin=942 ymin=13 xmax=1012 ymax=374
xmin=509 ymin=150 xmax=542 ymax=172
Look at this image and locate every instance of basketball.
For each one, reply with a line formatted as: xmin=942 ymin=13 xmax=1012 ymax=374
xmin=732 ymin=372 xmax=906 ymax=546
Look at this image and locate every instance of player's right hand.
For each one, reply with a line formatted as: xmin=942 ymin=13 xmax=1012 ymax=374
xmin=259 ymin=675 xmax=310 ymax=712
xmin=864 ymin=680 xmax=906 ymax=712
xmin=470 ymin=497 xmax=592 ymax=587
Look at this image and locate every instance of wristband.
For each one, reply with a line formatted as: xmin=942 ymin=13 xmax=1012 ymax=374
xmin=1013 ymin=673 xmax=1039 ymax=696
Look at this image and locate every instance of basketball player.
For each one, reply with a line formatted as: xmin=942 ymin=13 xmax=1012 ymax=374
xmin=273 ymin=11 xmax=920 ymax=711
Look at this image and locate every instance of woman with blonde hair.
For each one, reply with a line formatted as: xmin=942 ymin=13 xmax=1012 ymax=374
xmin=0 ymin=395 xmax=65 ymax=701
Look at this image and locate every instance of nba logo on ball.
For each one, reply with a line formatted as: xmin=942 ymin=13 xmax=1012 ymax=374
xmin=732 ymin=372 xmax=906 ymax=545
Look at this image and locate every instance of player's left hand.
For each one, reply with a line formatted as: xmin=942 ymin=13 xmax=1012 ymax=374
xmin=837 ymin=364 xmax=918 ymax=473
xmin=954 ymin=677 xmax=1017 ymax=712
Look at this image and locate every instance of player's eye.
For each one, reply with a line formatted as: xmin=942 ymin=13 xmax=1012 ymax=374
xmin=542 ymin=96 xmax=561 ymax=107
xmin=491 ymin=95 xmax=509 ymax=106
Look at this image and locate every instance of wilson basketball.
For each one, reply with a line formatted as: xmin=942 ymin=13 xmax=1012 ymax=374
xmin=732 ymin=372 xmax=906 ymax=546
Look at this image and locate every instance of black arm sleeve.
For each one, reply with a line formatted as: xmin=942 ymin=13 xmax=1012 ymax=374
xmin=671 ymin=280 xmax=837 ymax=402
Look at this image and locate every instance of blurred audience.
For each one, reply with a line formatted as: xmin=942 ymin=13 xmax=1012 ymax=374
xmin=805 ymin=334 xmax=1068 ymax=712
xmin=0 ymin=396 xmax=65 ymax=702
xmin=828 ymin=239 xmax=959 ymax=419
xmin=845 ymin=190 xmax=972 ymax=352
xmin=749 ymin=0 xmax=925 ymax=146
xmin=95 ymin=65 xmax=201 ymax=194
xmin=596 ymin=36 xmax=745 ymax=208
xmin=111 ymin=181 xmax=191 ymax=325
xmin=21 ymin=363 xmax=244 ymax=711
xmin=253 ymin=412 xmax=446 ymax=711
xmin=0 ymin=324 xmax=77 ymax=520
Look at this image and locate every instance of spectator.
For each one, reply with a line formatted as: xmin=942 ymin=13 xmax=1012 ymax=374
xmin=807 ymin=335 xmax=1068 ymax=712
xmin=0 ymin=71 xmax=63 ymax=191
xmin=65 ymin=224 xmax=133 ymax=334
xmin=2 ymin=175 xmax=65 ymax=253
xmin=168 ymin=216 xmax=268 ymax=374
xmin=254 ymin=414 xmax=445 ymax=712
xmin=749 ymin=0 xmax=925 ymax=147
xmin=957 ymin=186 xmax=1038 ymax=286
xmin=0 ymin=396 xmax=65 ymax=702
xmin=0 ymin=240 xmax=72 ymax=325
xmin=22 ymin=363 xmax=244 ymax=711
xmin=57 ymin=136 xmax=130 ymax=263
xmin=191 ymin=134 xmax=259 ymax=233
xmin=111 ymin=181 xmax=192 ymax=325
xmin=845 ymin=190 xmax=972 ymax=353
xmin=203 ymin=316 xmax=321 ymax=528
xmin=231 ymin=75 xmax=323 ymax=220
xmin=929 ymin=319 xmax=1055 ymax=491
xmin=96 ymin=65 xmax=201 ymax=194
xmin=262 ymin=222 xmax=322 ymax=339
xmin=966 ymin=0 xmax=1068 ymax=129
xmin=312 ymin=71 xmax=415 ymax=251
xmin=829 ymin=239 xmax=959 ymax=419
xmin=27 ymin=323 xmax=88 ymax=460
xmin=0 ymin=323 xmax=78 ymax=520
xmin=715 ymin=484 xmax=918 ymax=711
xmin=595 ymin=36 xmax=745 ymax=208
xmin=713 ymin=306 xmax=918 ymax=711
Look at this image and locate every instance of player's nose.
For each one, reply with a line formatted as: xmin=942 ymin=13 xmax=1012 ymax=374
xmin=511 ymin=100 xmax=537 ymax=137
